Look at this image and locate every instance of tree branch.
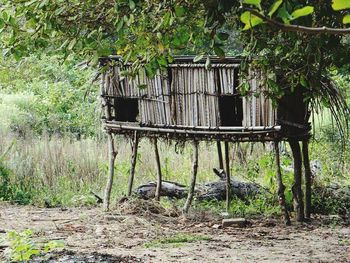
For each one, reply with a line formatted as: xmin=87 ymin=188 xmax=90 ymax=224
xmin=245 ymin=8 xmax=350 ymax=35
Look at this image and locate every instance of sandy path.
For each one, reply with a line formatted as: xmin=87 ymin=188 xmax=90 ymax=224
xmin=0 ymin=203 xmax=349 ymax=262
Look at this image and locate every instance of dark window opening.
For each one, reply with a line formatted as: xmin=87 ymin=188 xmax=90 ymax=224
xmin=114 ymin=97 xmax=139 ymax=122
xmin=219 ymin=96 xmax=243 ymax=126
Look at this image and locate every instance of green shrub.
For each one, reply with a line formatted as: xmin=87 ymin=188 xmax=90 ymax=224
xmin=0 ymin=54 xmax=100 ymax=137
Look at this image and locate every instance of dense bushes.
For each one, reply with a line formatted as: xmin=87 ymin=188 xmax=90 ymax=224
xmin=0 ymin=54 xmax=100 ymax=137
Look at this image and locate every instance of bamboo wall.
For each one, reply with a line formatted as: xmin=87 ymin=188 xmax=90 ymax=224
xmin=100 ymin=58 xmax=276 ymax=128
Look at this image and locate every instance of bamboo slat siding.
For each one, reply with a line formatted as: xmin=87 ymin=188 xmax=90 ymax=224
xmin=243 ymin=70 xmax=276 ymax=127
xmin=100 ymin=58 xmax=276 ymax=128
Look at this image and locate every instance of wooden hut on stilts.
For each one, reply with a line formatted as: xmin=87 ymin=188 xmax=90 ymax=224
xmin=99 ymin=56 xmax=311 ymax=224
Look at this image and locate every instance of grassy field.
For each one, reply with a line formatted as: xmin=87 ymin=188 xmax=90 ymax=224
xmin=1 ymin=127 xmax=349 ymax=217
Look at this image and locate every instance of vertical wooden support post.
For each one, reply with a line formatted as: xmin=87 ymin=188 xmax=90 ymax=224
xmin=183 ymin=141 xmax=199 ymax=213
xmin=274 ymin=141 xmax=291 ymax=225
xmin=103 ymin=132 xmax=117 ymax=211
xmin=216 ymin=141 xmax=224 ymax=169
xmin=289 ymin=139 xmax=305 ymax=222
xmin=153 ymin=138 xmax=162 ymax=201
xmin=127 ymin=131 xmax=139 ymax=197
xmin=302 ymin=140 xmax=312 ymax=219
xmin=224 ymin=141 xmax=231 ymax=212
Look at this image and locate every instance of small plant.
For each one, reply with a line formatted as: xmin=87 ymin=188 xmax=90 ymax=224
xmin=144 ymin=233 xmax=211 ymax=248
xmin=6 ymin=229 xmax=64 ymax=262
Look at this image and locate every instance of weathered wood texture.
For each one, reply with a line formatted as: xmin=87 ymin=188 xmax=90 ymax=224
xmin=153 ymin=138 xmax=162 ymax=201
xmin=134 ymin=178 xmax=262 ymax=201
xmin=103 ymin=133 xmax=117 ymax=211
xmin=127 ymin=131 xmax=139 ymax=196
xmin=100 ymin=57 xmax=276 ymax=130
xmin=274 ymin=141 xmax=291 ymax=225
xmin=183 ymin=141 xmax=199 ymax=213
xmin=302 ymin=140 xmax=312 ymax=219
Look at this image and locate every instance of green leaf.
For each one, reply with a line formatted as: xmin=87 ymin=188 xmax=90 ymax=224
xmin=290 ymin=6 xmax=314 ymax=20
xmin=0 ymin=18 xmax=4 ymax=29
xmin=300 ymin=76 xmax=308 ymax=87
xmin=24 ymin=0 xmax=37 ymax=6
xmin=214 ymin=45 xmax=225 ymax=58
xmin=240 ymin=11 xmax=264 ymax=30
xmin=217 ymin=32 xmax=229 ymax=41
xmin=268 ymin=0 xmax=283 ymax=17
xmin=277 ymin=5 xmax=292 ymax=24
xmin=332 ymin=0 xmax=350 ymax=10
xmin=157 ymin=56 xmax=167 ymax=67
xmin=116 ymin=19 xmax=124 ymax=31
xmin=175 ymin=6 xmax=186 ymax=17
xmin=2 ymin=11 xmax=9 ymax=22
xmin=343 ymin=14 xmax=350 ymax=24
xmin=193 ymin=54 xmax=204 ymax=62
xmin=67 ymin=38 xmax=77 ymax=50
xmin=243 ymin=0 xmax=262 ymax=9
xmin=129 ymin=0 xmax=135 ymax=10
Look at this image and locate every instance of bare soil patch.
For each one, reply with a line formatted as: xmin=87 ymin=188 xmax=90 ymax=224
xmin=0 ymin=202 xmax=349 ymax=262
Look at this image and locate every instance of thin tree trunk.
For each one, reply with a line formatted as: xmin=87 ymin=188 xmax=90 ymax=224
xmin=103 ymin=133 xmax=117 ymax=211
xmin=183 ymin=141 xmax=199 ymax=213
xmin=217 ymin=141 xmax=224 ymax=169
xmin=127 ymin=131 xmax=139 ymax=196
xmin=289 ymin=139 xmax=305 ymax=222
xmin=274 ymin=141 xmax=291 ymax=225
xmin=153 ymin=138 xmax=162 ymax=201
xmin=224 ymin=141 xmax=231 ymax=212
xmin=302 ymin=140 xmax=312 ymax=219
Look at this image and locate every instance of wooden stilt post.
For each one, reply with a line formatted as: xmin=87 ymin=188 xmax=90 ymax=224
xmin=127 ymin=131 xmax=139 ymax=197
xmin=217 ymin=141 xmax=224 ymax=169
xmin=274 ymin=141 xmax=291 ymax=225
xmin=103 ymin=132 xmax=117 ymax=211
xmin=224 ymin=141 xmax=231 ymax=212
xmin=183 ymin=141 xmax=199 ymax=213
xmin=289 ymin=139 xmax=305 ymax=222
xmin=302 ymin=140 xmax=312 ymax=219
xmin=153 ymin=138 xmax=162 ymax=201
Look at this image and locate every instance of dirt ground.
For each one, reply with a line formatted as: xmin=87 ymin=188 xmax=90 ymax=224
xmin=0 ymin=202 xmax=349 ymax=263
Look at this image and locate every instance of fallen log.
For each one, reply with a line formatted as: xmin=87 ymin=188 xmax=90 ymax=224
xmin=134 ymin=168 xmax=262 ymax=201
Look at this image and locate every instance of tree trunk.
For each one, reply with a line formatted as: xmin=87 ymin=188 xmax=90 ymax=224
xmin=224 ymin=142 xmax=231 ymax=212
xmin=153 ymin=138 xmax=162 ymax=201
xmin=289 ymin=139 xmax=305 ymax=222
xmin=127 ymin=132 xmax=139 ymax=196
xmin=302 ymin=140 xmax=312 ymax=219
xmin=217 ymin=141 xmax=224 ymax=169
xmin=183 ymin=141 xmax=199 ymax=213
xmin=274 ymin=141 xmax=291 ymax=225
xmin=103 ymin=133 xmax=117 ymax=211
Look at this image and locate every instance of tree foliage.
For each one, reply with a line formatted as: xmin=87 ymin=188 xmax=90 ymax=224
xmin=0 ymin=0 xmax=349 ymax=129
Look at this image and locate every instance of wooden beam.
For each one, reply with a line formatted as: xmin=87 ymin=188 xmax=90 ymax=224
xmin=153 ymin=138 xmax=162 ymax=201
xmin=183 ymin=141 xmax=199 ymax=213
xmin=103 ymin=133 xmax=117 ymax=211
xmin=217 ymin=141 xmax=224 ymax=169
xmin=274 ymin=141 xmax=291 ymax=225
xmin=127 ymin=131 xmax=139 ymax=196
xmin=302 ymin=140 xmax=312 ymax=219
xmin=224 ymin=141 xmax=231 ymax=212
xmin=289 ymin=139 xmax=305 ymax=222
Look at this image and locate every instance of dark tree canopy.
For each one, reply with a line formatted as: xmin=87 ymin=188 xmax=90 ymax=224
xmin=0 ymin=0 xmax=349 ymax=129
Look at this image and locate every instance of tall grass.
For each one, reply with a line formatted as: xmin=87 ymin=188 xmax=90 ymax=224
xmin=1 ymin=128 xmax=349 ymax=209
xmin=0 ymin=132 xmax=228 ymax=206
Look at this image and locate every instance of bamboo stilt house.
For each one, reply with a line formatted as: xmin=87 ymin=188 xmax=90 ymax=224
xmin=99 ymin=56 xmax=313 ymax=224
xmin=100 ymin=56 xmax=280 ymax=142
